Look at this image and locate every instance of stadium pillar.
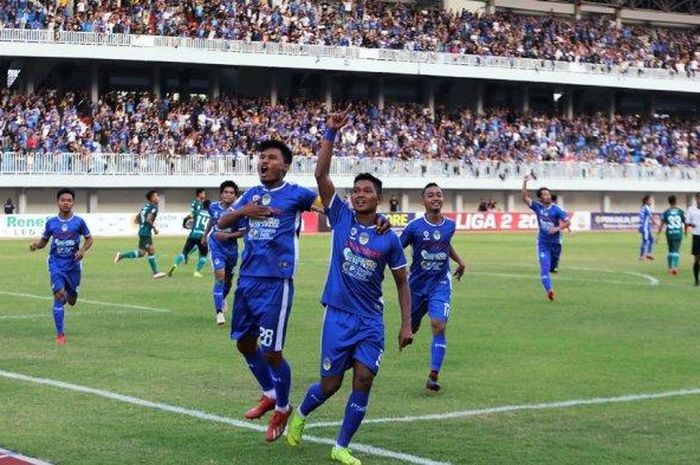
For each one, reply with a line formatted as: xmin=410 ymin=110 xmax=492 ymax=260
xmin=90 ymin=62 xmax=99 ymax=103
xmin=574 ymin=2 xmax=582 ymax=21
xmin=159 ymin=192 xmax=166 ymax=211
xmin=602 ymin=193 xmax=611 ymax=212
xmin=487 ymin=0 xmax=496 ymax=15
xmin=615 ymin=7 xmax=622 ymax=28
xmin=649 ymin=92 xmax=656 ymax=116
xmin=454 ymin=193 xmax=464 ymax=212
xmin=324 ymin=75 xmax=333 ymax=111
xmin=522 ymin=86 xmax=530 ymax=113
xmin=565 ymin=89 xmax=574 ymax=120
xmin=87 ymin=190 xmax=98 ymax=213
xmin=476 ymin=81 xmax=484 ymax=115
xmin=152 ymin=66 xmax=161 ymax=100
xmin=425 ymin=81 xmax=435 ymax=121
xmin=18 ymin=188 xmax=27 ymax=214
xmin=271 ymin=74 xmax=278 ymax=106
xmin=608 ymin=91 xmax=616 ymax=121
xmin=507 ymin=193 xmax=516 ymax=212
xmin=377 ymin=77 xmax=385 ymax=110
xmin=401 ymin=193 xmax=409 ymax=212
xmin=209 ymin=69 xmax=221 ymax=101
xmin=24 ymin=62 xmax=35 ymax=94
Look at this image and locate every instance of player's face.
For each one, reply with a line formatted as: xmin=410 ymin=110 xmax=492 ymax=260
xmin=150 ymin=193 xmax=160 ymax=205
xmin=422 ymin=186 xmax=443 ymax=212
xmin=198 ymin=191 xmax=207 ymax=202
xmin=258 ymin=148 xmax=289 ymax=185
xmin=57 ymin=194 xmax=74 ymax=213
xmin=220 ymin=187 xmax=236 ymax=205
xmin=351 ymin=180 xmax=380 ymax=214
xmin=539 ymin=189 xmax=552 ymax=205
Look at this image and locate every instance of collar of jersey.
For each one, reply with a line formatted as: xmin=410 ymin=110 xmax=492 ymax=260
xmin=422 ymin=215 xmax=445 ymax=227
xmin=353 ymin=214 xmax=377 ymax=230
xmin=56 ymin=214 xmax=75 ymax=222
xmin=261 ymin=182 xmax=288 ymax=192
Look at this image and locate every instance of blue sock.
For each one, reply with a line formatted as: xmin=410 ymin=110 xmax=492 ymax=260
xmin=646 ymin=239 xmax=654 ymax=256
xmin=243 ymin=347 xmax=275 ymax=393
xmin=299 ymin=383 xmax=330 ymax=417
xmin=269 ymin=359 xmax=292 ymax=410
xmin=430 ymin=333 xmax=447 ymax=372
xmin=538 ymin=248 xmax=552 ymax=292
xmin=336 ymin=390 xmax=370 ymax=448
xmin=52 ymin=298 xmax=65 ymax=335
xmin=213 ymin=279 xmax=224 ymax=313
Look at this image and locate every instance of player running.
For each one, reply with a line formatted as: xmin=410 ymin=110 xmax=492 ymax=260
xmin=204 ymin=181 xmax=244 ymax=325
xmin=114 ymin=190 xmax=166 ymax=278
xmin=286 ymin=108 xmax=413 ymax=465
xmin=168 ymin=199 xmax=212 ymax=279
xmin=639 ymin=195 xmax=658 ymax=261
xmin=686 ymin=192 xmax=700 ymax=286
xmin=522 ymin=175 xmax=570 ymax=301
xmin=29 ymin=188 xmax=93 ymax=345
xmin=656 ymin=195 xmax=687 ymax=275
xmin=400 ymin=182 xmax=465 ymax=391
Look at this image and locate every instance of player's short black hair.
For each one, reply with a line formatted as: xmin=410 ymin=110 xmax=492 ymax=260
xmin=202 ymin=200 xmax=211 ymax=209
xmin=196 ymin=188 xmax=206 ymax=196
xmin=422 ymin=182 xmax=441 ymax=196
xmin=258 ymin=139 xmax=293 ymax=164
xmin=354 ymin=173 xmax=383 ymax=196
xmin=146 ymin=190 xmax=158 ymax=201
xmin=56 ymin=188 xmax=75 ymax=200
xmin=668 ymin=195 xmax=677 ymax=205
xmin=220 ymin=180 xmax=239 ymax=195
xmin=536 ymin=187 xmax=550 ymax=199
xmin=642 ymin=194 xmax=652 ymax=204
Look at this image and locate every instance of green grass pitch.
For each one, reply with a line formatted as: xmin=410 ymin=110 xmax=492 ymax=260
xmin=1 ymin=232 xmax=699 ymax=465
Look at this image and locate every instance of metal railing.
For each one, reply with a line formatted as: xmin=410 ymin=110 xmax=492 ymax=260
xmin=1 ymin=152 xmax=697 ymax=181
xmin=0 ymin=29 xmax=693 ymax=81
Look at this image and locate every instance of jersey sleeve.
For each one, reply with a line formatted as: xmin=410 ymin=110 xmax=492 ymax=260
xmin=528 ymin=201 xmax=541 ymax=214
xmin=557 ymin=205 xmax=569 ymax=221
xmin=41 ymin=220 xmax=52 ymax=240
xmin=233 ymin=189 xmax=254 ymax=209
xmin=388 ymin=233 xmax=408 ymax=270
xmin=80 ymin=218 xmax=92 ymax=237
xmin=325 ymin=192 xmax=352 ymax=228
xmin=298 ymin=186 xmax=319 ymax=212
xmin=399 ymin=221 xmax=413 ymax=248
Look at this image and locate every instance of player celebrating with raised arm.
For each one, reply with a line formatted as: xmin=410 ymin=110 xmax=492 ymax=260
xmin=639 ymin=195 xmax=658 ymax=261
xmin=29 ymin=188 xmax=93 ymax=345
xmin=401 ymin=182 xmax=465 ymax=391
xmin=286 ymin=108 xmax=413 ymax=465
xmin=114 ymin=190 xmax=166 ymax=278
xmin=522 ymin=175 xmax=570 ymax=301
xmin=204 ymin=181 xmax=245 ymax=325
xmin=217 ymin=141 xmax=321 ymax=442
xmin=656 ymin=195 xmax=687 ymax=275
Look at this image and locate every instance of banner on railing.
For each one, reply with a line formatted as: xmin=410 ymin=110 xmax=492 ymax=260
xmin=590 ymin=212 xmax=661 ymax=230
xmin=442 ymin=212 xmax=590 ymax=232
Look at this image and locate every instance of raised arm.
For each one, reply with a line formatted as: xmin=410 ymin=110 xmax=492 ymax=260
xmin=521 ymin=175 xmax=533 ymax=206
xmin=391 ymin=266 xmax=413 ymax=351
xmin=315 ymin=106 xmax=350 ymax=208
xmin=449 ymin=244 xmax=466 ymax=281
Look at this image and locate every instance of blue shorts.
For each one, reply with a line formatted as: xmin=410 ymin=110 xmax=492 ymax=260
xmin=49 ymin=261 xmax=81 ymax=297
xmin=231 ymin=276 xmax=293 ymax=353
xmin=411 ymin=289 xmax=451 ymax=329
xmin=208 ymin=237 xmax=238 ymax=273
xmin=320 ymin=306 xmax=385 ymax=377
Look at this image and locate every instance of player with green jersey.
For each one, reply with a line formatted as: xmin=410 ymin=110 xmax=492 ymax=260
xmin=114 ymin=190 xmax=167 ymax=278
xmin=656 ymin=195 xmax=687 ymax=275
xmin=168 ymin=199 xmax=212 ymax=278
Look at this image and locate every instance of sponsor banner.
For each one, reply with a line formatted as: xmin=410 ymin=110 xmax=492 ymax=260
xmin=442 ymin=212 xmax=591 ymax=232
xmin=590 ymin=212 xmax=661 ymax=231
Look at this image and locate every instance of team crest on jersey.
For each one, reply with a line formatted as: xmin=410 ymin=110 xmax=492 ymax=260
xmin=61 ymin=224 xmax=68 ymax=232
xmin=350 ymin=227 xmax=357 ymax=237
xmin=359 ymin=232 xmax=369 ymax=245
xmin=423 ymin=231 xmax=430 ymax=239
xmin=323 ymin=358 xmax=332 ymax=371
xmin=252 ymin=195 xmax=261 ymax=202
xmin=261 ymin=194 xmax=272 ymax=206
xmin=433 ymin=230 xmax=441 ymax=240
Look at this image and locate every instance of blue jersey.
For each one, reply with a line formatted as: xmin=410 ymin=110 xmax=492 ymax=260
xmin=321 ymin=194 xmax=407 ymax=318
xmin=400 ymin=216 xmax=456 ymax=296
xmin=208 ymin=201 xmax=241 ymax=253
xmin=42 ymin=215 xmax=91 ymax=268
xmin=528 ymin=201 xmax=568 ymax=245
xmin=639 ymin=204 xmax=653 ymax=233
xmin=235 ymin=182 xmax=317 ymax=279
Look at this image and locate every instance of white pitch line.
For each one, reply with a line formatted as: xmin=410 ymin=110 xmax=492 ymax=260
xmin=566 ymin=266 xmax=659 ymax=285
xmin=0 ymin=370 xmax=450 ymax=465
xmin=0 ymin=310 xmax=160 ymax=320
xmin=0 ymin=291 xmax=171 ymax=313
xmin=469 ymin=271 xmax=653 ymax=287
xmin=305 ymin=388 xmax=700 ymax=429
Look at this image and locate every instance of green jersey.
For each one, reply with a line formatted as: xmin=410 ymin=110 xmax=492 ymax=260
xmin=662 ymin=207 xmax=685 ymax=240
xmin=189 ymin=209 xmax=211 ymax=240
xmin=190 ymin=199 xmax=203 ymax=217
xmin=138 ymin=203 xmax=158 ymax=237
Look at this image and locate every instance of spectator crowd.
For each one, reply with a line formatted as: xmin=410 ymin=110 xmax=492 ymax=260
xmin=1 ymin=0 xmax=698 ymax=74
xmin=1 ymin=88 xmax=698 ymax=167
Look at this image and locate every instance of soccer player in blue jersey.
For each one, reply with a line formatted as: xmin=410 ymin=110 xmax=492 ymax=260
xmin=29 ymin=188 xmax=93 ymax=345
xmin=401 ymin=183 xmax=466 ymax=391
xmin=639 ymin=195 xmax=658 ymax=261
xmin=522 ymin=175 xmax=570 ymax=301
xmin=204 ymin=181 xmax=245 ymax=325
xmin=286 ymin=109 xmax=413 ymax=465
xmin=217 ymin=140 xmax=322 ymax=442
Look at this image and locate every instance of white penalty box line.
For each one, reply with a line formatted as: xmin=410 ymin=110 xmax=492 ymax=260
xmin=0 ymin=291 xmax=171 ymax=313
xmin=0 ymin=370 xmax=450 ymax=465
xmin=305 ymin=388 xmax=700 ymax=429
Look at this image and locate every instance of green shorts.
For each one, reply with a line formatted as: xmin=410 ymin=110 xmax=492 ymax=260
xmin=666 ymin=237 xmax=682 ymax=254
xmin=138 ymin=235 xmax=153 ymax=251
